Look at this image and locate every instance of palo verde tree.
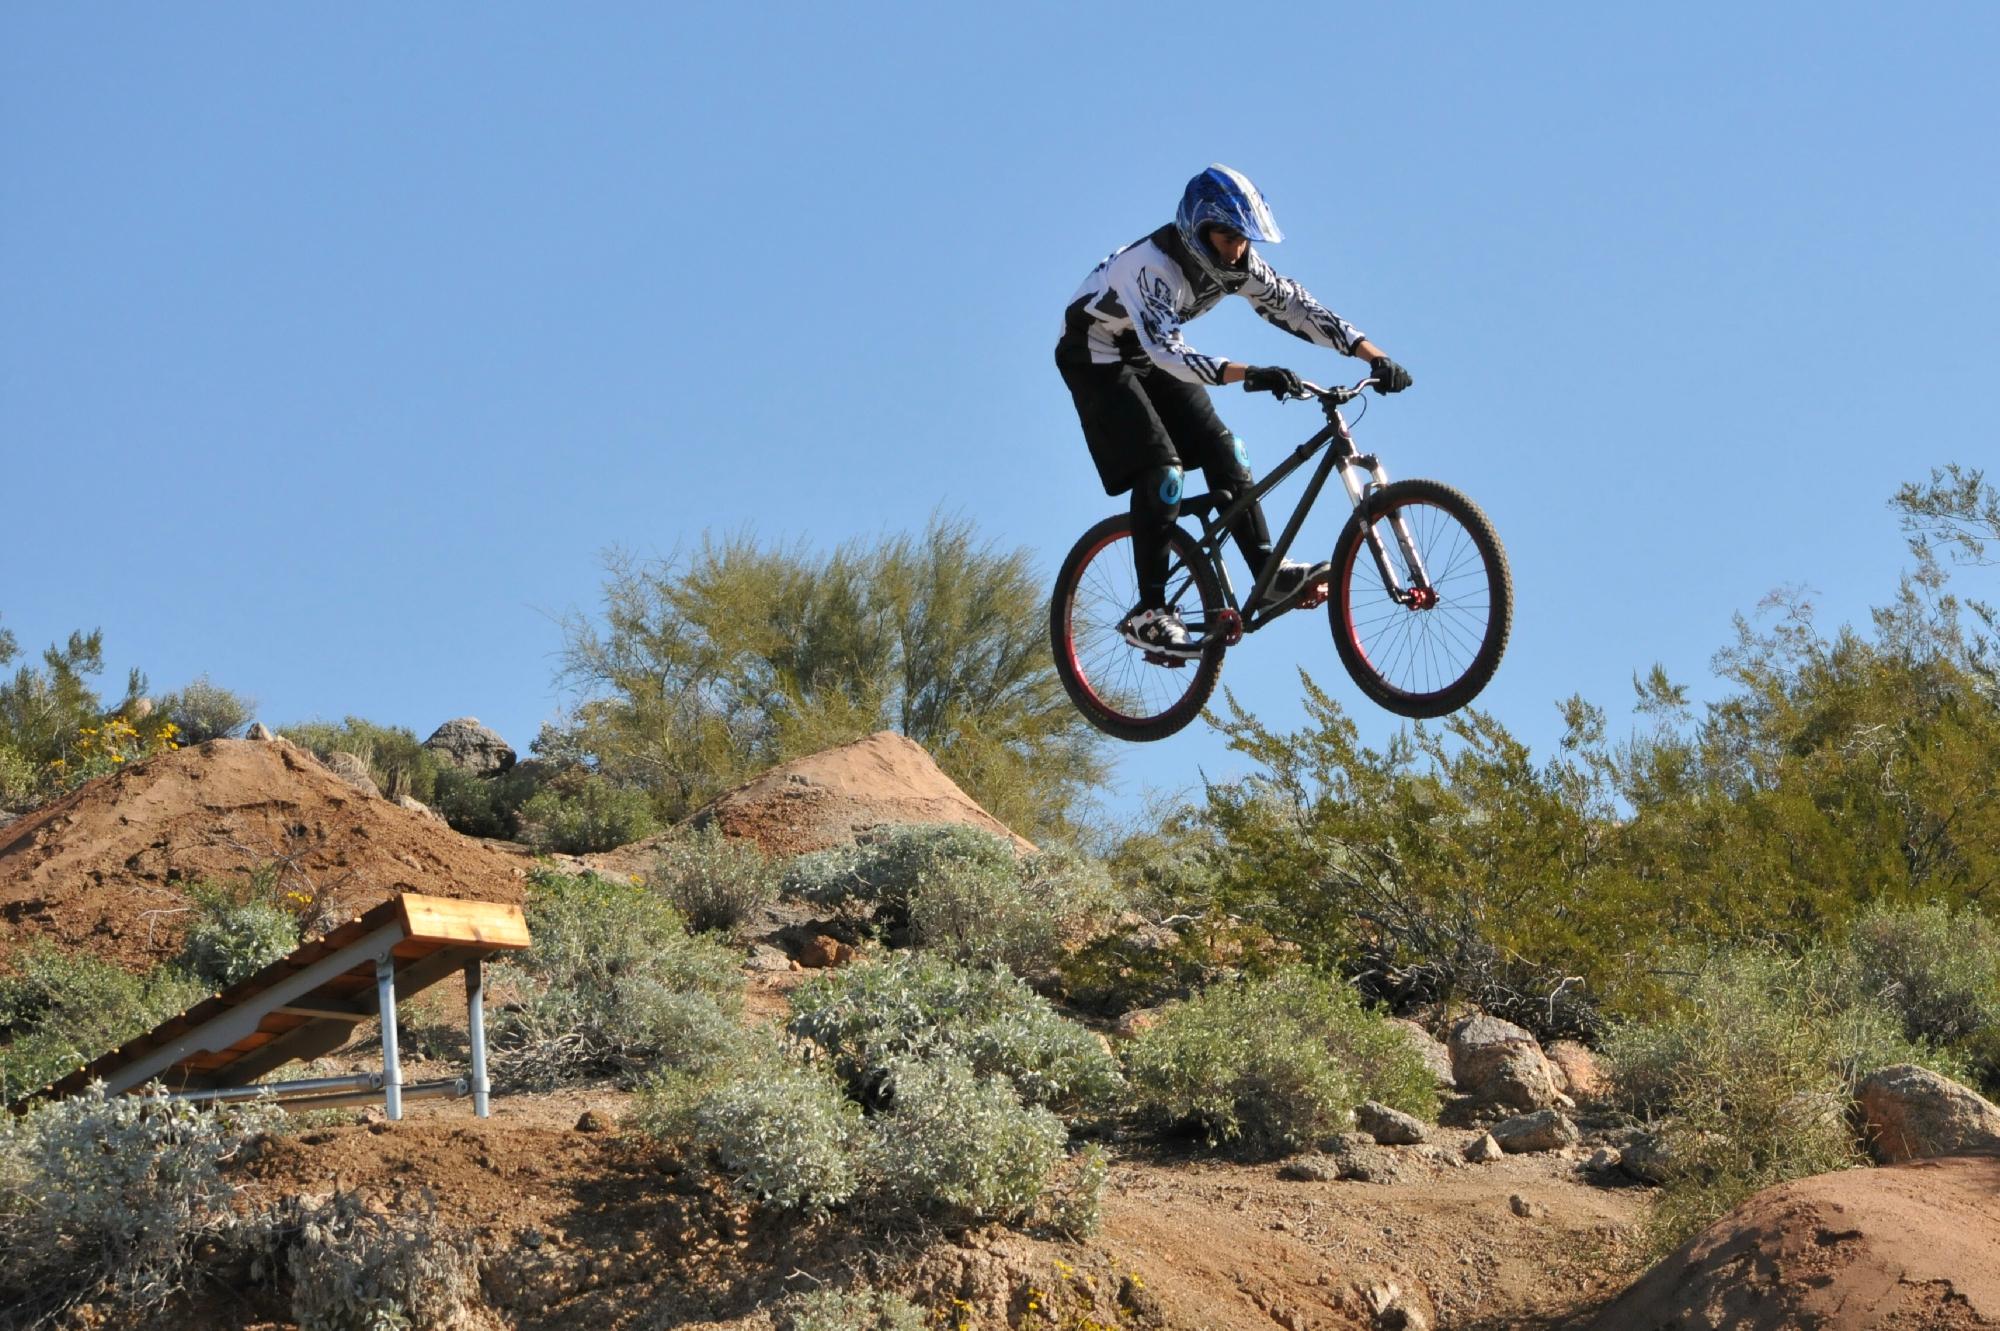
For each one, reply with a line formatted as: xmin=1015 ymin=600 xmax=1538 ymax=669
xmin=555 ymin=515 xmax=1107 ymax=840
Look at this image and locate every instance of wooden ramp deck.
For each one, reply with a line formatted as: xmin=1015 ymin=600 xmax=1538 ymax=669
xmin=14 ymin=892 xmax=530 ymax=1119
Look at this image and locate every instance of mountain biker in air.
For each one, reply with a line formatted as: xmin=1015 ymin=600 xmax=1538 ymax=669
xmin=1056 ymin=164 xmax=1413 ymax=658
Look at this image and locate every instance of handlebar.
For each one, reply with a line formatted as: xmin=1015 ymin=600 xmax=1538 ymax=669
xmin=1298 ymin=376 xmax=1377 ymax=405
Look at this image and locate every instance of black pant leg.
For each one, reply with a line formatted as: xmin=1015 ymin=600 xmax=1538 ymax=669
xmin=1139 ymin=373 xmax=1275 ymax=573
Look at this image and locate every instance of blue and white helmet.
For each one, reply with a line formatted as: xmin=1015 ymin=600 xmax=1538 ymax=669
xmin=1175 ymin=164 xmax=1284 ymax=278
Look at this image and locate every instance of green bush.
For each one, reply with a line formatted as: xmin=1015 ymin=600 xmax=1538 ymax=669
xmin=490 ymin=869 xmax=744 ymax=1086
xmin=777 ymin=1287 xmax=926 ymax=1331
xmin=1603 ymin=946 xmax=1959 ymax=1254
xmin=1843 ymin=903 xmax=2000 ymax=1050
xmin=689 ymin=1061 xmax=866 ymax=1212
xmin=0 ymin=1085 xmax=279 ymax=1320
xmin=0 ymin=946 xmax=206 ymax=1103
xmin=428 ymin=764 xmax=541 ymax=840
xmin=865 ymin=1053 xmax=1067 ymax=1227
xmin=281 ymin=717 xmax=442 ymax=803
xmin=788 ymin=952 xmax=1124 ymax=1118
xmin=647 ymin=825 xmax=780 ymax=934
xmin=177 ymin=879 xmax=302 ymax=988
xmin=156 ymin=675 xmax=256 ymax=743
xmin=785 ymin=824 xmax=1118 ymax=975
xmin=1125 ymin=969 xmax=1437 ymax=1158
xmin=0 ymin=739 xmax=35 ymax=809
xmin=517 ymin=771 xmax=658 ymax=853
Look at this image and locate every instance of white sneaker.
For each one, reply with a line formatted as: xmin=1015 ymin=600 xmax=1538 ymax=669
xmin=1119 ymin=606 xmax=1201 ymax=659
xmin=1255 ymin=560 xmax=1331 ymax=611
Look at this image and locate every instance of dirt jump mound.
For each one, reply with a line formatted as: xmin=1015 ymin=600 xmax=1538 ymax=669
xmin=1586 ymin=1152 xmax=2000 ymax=1330
xmin=0 ymin=737 xmax=526 ymax=972
xmin=680 ymin=729 xmax=1033 ymax=859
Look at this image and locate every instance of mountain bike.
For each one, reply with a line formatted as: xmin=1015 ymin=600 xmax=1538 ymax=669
xmin=1050 ymin=377 xmax=1512 ymax=742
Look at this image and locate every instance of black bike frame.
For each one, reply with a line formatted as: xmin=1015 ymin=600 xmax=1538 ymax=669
xmin=1174 ymin=383 xmax=1435 ymax=635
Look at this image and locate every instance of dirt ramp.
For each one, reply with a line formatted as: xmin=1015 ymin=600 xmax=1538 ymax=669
xmin=644 ymin=730 xmax=1032 ymax=863
xmin=1586 ymin=1153 xmax=2000 ymax=1330
xmin=0 ymin=738 xmax=526 ymax=971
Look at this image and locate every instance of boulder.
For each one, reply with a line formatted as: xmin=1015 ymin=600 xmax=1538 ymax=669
xmin=422 ymin=717 xmax=516 ymax=775
xmin=246 ymin=722 xmax=275 ymax=740
xmin=1357 ymin=1100 xmax=1428 ymax=1146
xmin=1114 ymin=1005 xmax=1169 ymax=1039
xmin=397 ymin=794 xmax=445 ymax=824
xmin=1489 ymin=1108 xmax=1580 ymax=1154
xmin=1387 ymin=1018 xmax=1456 ymax=1090
xmin=1447 ymin=1014 xmax=1557 ymax=1111
xmin=1857 ymin=1063 xmax=2000 ymax=1164
xmin=1619 ymin=1131 xmax=1673 ymax=1184
xmin=1464 ymin=1133 xmax=1503 ymax=1163
xmin=797 ymin=934 xmax=856 ymax=968
xmin=1278 ymin=1155 xmax=1342 ymax=1183
xmin=323 ymin=751 xmax=381 ymax=798
xmin=1544 ymin=1040 xmax=1608 ymax=1103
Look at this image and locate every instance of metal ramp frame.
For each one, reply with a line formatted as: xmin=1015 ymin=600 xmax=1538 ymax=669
xmin=14 ymin=892 xmax=531 ymax=1120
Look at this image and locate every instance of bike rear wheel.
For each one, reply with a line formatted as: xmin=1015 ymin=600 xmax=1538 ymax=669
xmin=1051 ymin=514 xmax=1226 ymax=742
xmin=1329 ymin=478 xmax=1511 ymax=718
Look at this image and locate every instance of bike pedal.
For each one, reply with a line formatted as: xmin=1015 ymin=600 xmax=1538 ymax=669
xmin=1142 ymin=652 xmax=1189 ymax=668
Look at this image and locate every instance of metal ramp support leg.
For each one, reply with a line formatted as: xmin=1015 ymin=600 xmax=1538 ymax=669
xmin=376 ymin=952 xmax=403 ymax=1120
xmin=465 ymin=958 xmax=490 ymax=1118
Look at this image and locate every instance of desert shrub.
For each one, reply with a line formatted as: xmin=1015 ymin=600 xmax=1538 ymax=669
xmin=648 ymin=824 xmax=780 ymax=934
xmin=1842 ymin=902 xmax=2000 ymax=1050
xmin=687 ymin=1060 xmax=866 ymax=1211
xmin=281 ymin=717 xmax=442 ymax=803
xmin=427 ymin=763 xmax=542 ymax=840
xmin=0 ymin=739 xmax=35 ymax=809
xmin=490 ymin=868 xmax=743 ymax=1086
xmin=1035 ymin=1142 xmax=1108 ymax=1239
xmin=1603 ymin=945 xmax=1958 ymax=1254
xmin=777 ymin=1287 xmax=926 ymax=1331
xmin=0 ymin=946 xmax=206 ymax=1103
xmin=785 ymin=825 xmax=1118 ymax=975
xmin=516 ymin=771 xmax=658 ymax=853
xmin=865 ymin=1053 xmax=1068 ymax=1226
xmin=177 ymin=879 xmax=302 ymax=988
xmin=257 ymin=1190 xmax=483 ymax=1331
xmin=156 ymin=675 xmax=256 ymax=743
xmin=788 ymin=952 xmax=1124 ymax=1117
xmin=1124 ymin=969 xmax=1436 ymax=1158
xmin=0 ymin=1085 xmax=278 ymax=1320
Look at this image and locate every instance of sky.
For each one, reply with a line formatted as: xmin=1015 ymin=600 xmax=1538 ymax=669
xmin=4 ymin=3 xmax=1996 ymax=829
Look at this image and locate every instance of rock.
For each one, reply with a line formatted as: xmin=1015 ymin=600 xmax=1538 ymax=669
xmin=1464 ymin=1133 xmax=1503 ymax=1163
xmin=574 ymin=1110 xmax=614 ymax=1133
xmin=745 ymin=943 xmax=792 ymax=973
xmin=1619 ymin=1131 xmax=1672 ymax=1184
xmin=1490 ymin=1108 xmax=1580 ymax=1154
xmin=1322 ymin=1131 xmax=1399 ymax=1183
xmin=1124 ymin=923 xmax=1182 ymax=953
xmin=1857 ymin=1063 xmax=2000 ymax=1163
xmin=1386 ymin=1018 xmax=1456 ymax=1090
xmin=246 ymin=722 xmax=275 ymax=740
xmin=1357 ymin=1100 xmax=1428 ymax=1146
xmin=1278 ymin=1155 xmax=1343 ymax=1183
xmin=1114 ymin=1005 xmax=1168 ymax=1039
xmin=397 ymin=794 xmax=445 ymax=823
xmin=323 ymin=751 xmax=381 ymax=798
xmin=422 ymin=717 xmax=517 ymax=775
xmin=1508 ymin=1193 xmax=1547 ymax=1219
xmin=1357 ymin=1279 xmax=1431 ymax=1331
xmin=1447 ymin=1014 xmax=1557 ymax=1111
xmin=1544 ymin=1040 xmax=1608 ymax=1103
xmin=1586 ymin=1146 xmax=1623 ymax=1173
xmin=797 ymin=934 xmax=855 ymax=968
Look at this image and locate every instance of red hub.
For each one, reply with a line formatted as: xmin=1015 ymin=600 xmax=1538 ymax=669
xmin=1406 ymin=586 xmax=1439 ymax=611
xmin=1215 ymin=608 xmax=1244 ymax=645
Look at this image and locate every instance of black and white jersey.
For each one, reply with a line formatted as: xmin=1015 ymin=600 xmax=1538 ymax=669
xmin=1057 ymin=224 xmax=1366 ymax=386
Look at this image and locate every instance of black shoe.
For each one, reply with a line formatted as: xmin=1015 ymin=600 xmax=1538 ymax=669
xmin=1255 ymin=560 xmax=1332 ymax=611
xmin=1119 ymin=606 xmax=1201 ymax=659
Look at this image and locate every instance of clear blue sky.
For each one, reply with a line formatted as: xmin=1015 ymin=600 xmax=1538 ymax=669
xmin=5 ymin=4 xmax=1996 ymax=828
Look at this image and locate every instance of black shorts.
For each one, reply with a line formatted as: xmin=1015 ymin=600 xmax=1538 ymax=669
xmin=1056 ymin=349 xmax=1237 ymax=496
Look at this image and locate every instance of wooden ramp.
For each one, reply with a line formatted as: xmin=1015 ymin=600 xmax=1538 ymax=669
xmin=16 ymin=892 xmax=530 ymax=1119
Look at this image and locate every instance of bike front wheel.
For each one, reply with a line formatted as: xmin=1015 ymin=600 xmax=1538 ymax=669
xmin=1050 ymin=514 xmax=1226 ymax=742
xmin=1329 ymin=478 xmax=1512 ymax=718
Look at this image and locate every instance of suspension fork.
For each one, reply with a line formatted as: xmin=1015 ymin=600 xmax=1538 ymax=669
xmin=1333 ymin=427 xmax=1434 ymax=604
